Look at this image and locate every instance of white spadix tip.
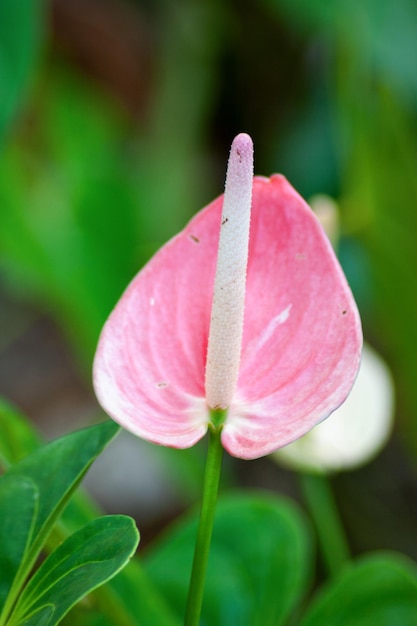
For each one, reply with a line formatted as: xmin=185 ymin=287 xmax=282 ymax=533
xmin=205 ymin=133 xmax=254 ymax=410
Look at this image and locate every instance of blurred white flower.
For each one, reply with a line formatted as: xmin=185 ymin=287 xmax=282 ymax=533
xmin=309 ymin=194 xmax=340 ymax=249
xmin=273 ymin=343 xmax=394 ymax=473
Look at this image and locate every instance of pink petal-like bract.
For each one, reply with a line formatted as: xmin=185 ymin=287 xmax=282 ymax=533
xmin=93 ymin=143 xmax=362 ymax=460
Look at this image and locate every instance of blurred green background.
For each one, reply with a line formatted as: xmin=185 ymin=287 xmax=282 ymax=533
xmin=1 ymin=0 xmax=417 ymax=559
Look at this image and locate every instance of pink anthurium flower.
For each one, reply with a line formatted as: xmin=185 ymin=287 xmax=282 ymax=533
xmin=93 ymin=134 xmax=362 ymax=460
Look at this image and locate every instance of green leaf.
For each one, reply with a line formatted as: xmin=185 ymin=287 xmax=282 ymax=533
xmin=0 ymin=0 xmax=45 ymax=143
xmin=144 ymin=492 xmax=312 ymax=626
xmin=0 ymin=420 xmax=120 ymax=625
xmin=0 ymin=398 xmax=41 ymax=470
xmin=299 ymin=552 xmax=417 ymax=625
xmin=105 ymin=559 xmax=181 ymax=626
xmin=10 ymin=516 xmax=139 ymax=626
xmin=57 ymin=558 xmax=182 ymax=626
xmin=0 ymin=405 xmax=179 ymax=626
xmin=0 ymin=476 xmax=38 ymax=609
xmin=0 ymin=398 xmax=100 ymax=539
xmin=14 ymin=605 xmax=54 ymax=626
xmin=0 ymin=72 xmax=141 ymax=362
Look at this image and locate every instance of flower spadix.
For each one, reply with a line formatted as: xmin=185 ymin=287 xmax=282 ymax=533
xmin=93 ymin=134 xmax=362 ymax=460
xmin=205 ymin=134 xmax=253 ymax=410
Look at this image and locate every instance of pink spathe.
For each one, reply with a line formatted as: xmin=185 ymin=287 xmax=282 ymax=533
xmin=93 ymin=150 xmax=362 ymax=460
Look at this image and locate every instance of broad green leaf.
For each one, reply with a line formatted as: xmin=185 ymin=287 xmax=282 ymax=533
xmin=57 ymin=558 xmax=182 ymax=626
xmin=14 ymin=605 xmax=53 ymax=626
xmin=10 ymin=516 xmax=139 ymax=626
xmin=5 ymin=420 xmax=119 ymax=553
xmin=0 ymin=398 xmax=99 ymax=537
xmin=0 ymin=0 xmax=45 ymax=143
xmin=0 ymin=398 xmax=41 ymax=470
xmin=105 ymin=559 xmax=181 ymax=626
xmin=0 ymin=420 xmax=119 ymax=624
xmin=0 ymin=150 xmax=62 ymax=302
xmin=299 ymin=552 xmax=417 ymax=626
xmin=0 ymin=476 xmax=38 ymax=609
xmin=0 ymin=406 xmax=179 ymax=626
xmin=0 ymin=72 xmax=141 ymax=362
xmin=144 ymin=492 xmax=312 ymax=626
xmin=42 ymin=71 xmax=125 ymax=191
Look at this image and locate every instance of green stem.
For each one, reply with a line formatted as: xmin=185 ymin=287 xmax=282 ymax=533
xmin=184 ymin=426 xmax=224 ymax=626
xmin=298 ymin=472 xmax=350 ymax=577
